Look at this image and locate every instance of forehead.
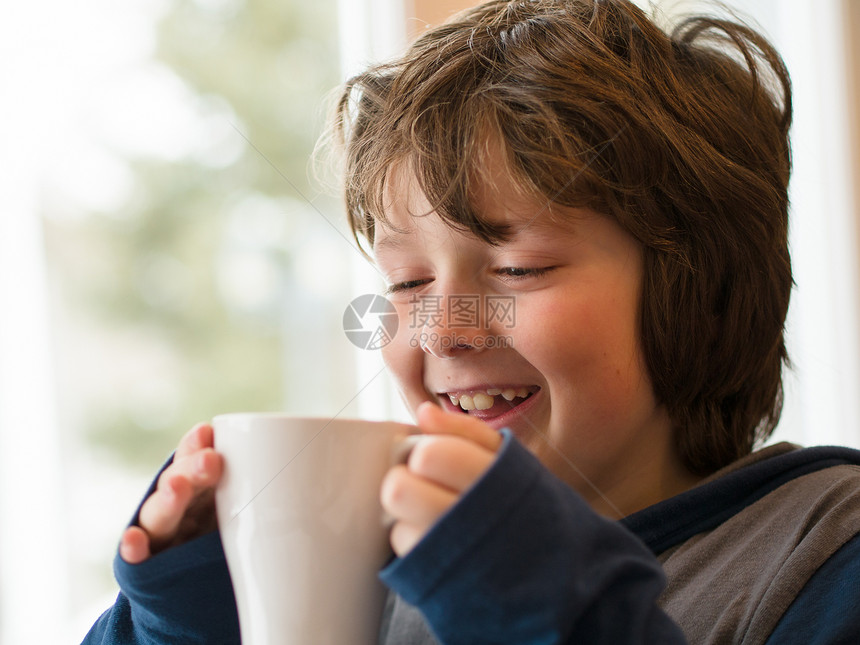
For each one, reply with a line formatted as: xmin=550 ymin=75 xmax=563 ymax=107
xmin=375 ymin=155 xmax=582 ymax=250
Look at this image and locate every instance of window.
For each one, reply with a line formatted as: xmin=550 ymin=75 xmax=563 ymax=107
xmin=1 ymin=1 xmax=857 ymax=642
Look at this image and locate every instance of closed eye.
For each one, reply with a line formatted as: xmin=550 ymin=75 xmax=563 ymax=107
xmin=385 ymin=267 xmax=555 ymax=293
xmin=495 ymin=266 xmax=556 ymax=280
xmin=385 ymin=278 xmax=432 ymax=294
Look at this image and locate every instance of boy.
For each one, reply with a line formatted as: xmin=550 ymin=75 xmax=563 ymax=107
xmin=84 ymin=0 xmax=860 ymax=643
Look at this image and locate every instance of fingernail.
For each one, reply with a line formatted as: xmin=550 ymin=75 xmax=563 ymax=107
xmin=417 ymin=401 xmax=437 ymax=416
xmin=195 ymin=453 xmax=211 ymax=479
xmin=164 ymin=478 xmax=178 ymax=500
xmin=119 ymin=538 xmax=136 ymax=564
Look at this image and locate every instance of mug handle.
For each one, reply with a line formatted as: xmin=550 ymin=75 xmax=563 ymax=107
xmin=391 ymin=433 xmax=422 ymax=467
xmin=382 ymin=434 xmax=423 ymax=528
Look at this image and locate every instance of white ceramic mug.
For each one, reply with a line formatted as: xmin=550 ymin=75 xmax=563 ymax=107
xmin=213 ymin=414 xmax=416 ymax=645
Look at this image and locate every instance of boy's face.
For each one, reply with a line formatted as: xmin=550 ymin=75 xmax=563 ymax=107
xmin=373 ymin=166 xmax=686 ymax=516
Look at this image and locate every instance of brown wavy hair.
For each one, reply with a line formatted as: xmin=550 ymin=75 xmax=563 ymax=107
xmin=332 ymin=0 xmax=793 ymax=475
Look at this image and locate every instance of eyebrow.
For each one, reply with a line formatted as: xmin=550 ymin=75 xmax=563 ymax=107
xmin=373 ymin=234 xmax=408 ymax=252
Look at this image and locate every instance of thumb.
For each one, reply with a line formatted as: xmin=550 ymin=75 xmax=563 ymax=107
xmin=415 ymin=401 xmax=503 ymax=453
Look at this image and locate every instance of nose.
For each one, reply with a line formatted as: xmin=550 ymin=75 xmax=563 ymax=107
xmin=409 ymin=293 xmax=487 ymax=359
xmin=419 ymin=328 xmax=482 ymax=358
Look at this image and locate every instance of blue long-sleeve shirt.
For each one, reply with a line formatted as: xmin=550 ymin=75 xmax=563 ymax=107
xmin=83 ymin=432 xmax=860 ymax=644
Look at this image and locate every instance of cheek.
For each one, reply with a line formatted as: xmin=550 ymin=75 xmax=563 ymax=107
xmin=381 ymin=334 xmax=413 ymax=382
xmin=381 ymin=326 xmax=427 ymax=409
xmin=381 ymin=301 xmax=417 ymax=374
xmin=516 ymin=291 xmax=635 ymax=354
xmin=517 ymin=292 xmax=647 ymax=401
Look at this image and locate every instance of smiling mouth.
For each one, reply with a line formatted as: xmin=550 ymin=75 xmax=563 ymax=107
xmin=441 ymin=386 xmax=539 ymax=418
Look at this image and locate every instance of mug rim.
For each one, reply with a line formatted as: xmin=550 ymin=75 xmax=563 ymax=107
xmin=211 ymin=412 xmax=415 ymax=430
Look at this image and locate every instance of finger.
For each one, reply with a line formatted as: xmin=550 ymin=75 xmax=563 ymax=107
xmin=416 ymin=401 xmax=503 ymax=452
xmin=137 ymin=472 xmax=195 ymax=545
xmin=380 ymin=464 xmax=458 ymax=527
xmin=166 ymin=447 xmax=223 ymax=493
xmin=389 ymin=521 xmax=427 ymax=557
xmin=407 ymin=435 xmax=496 ymax=493
xmin=135 ymin=448 xmax=221 ymax=545
xmin=119 ymin=526 xmax=151 ymax=564
xmin=175 ymin=423 xmax=214 ymax=460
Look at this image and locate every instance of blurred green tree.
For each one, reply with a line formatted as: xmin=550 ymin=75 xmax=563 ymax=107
xmin=45 ymin=0 xmax=341 ymax=466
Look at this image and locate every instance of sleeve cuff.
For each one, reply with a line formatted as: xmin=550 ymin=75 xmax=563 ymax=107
xmin=379 ymin=428 xmax=543 ymax=605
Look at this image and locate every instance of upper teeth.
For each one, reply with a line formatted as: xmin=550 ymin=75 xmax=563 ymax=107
xmin=448 ymin=387 xmax=531 ymax=411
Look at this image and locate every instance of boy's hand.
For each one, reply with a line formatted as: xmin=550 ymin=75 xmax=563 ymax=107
xmin=381 ymin=402 xmax=503 ymax=557
xmin=119 ymin=423 xmax=223 ymax=564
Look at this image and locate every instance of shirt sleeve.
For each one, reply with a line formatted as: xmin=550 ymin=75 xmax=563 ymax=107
xmin=379 ymin=430 xmax=687 ymax=645
xmin=81 ymin=459 xmax=240 ymax=645
xmin=82 ymin=534 xmax=240 ymax=645
xmin=765 ymin=532 xmax=860 ymax=644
